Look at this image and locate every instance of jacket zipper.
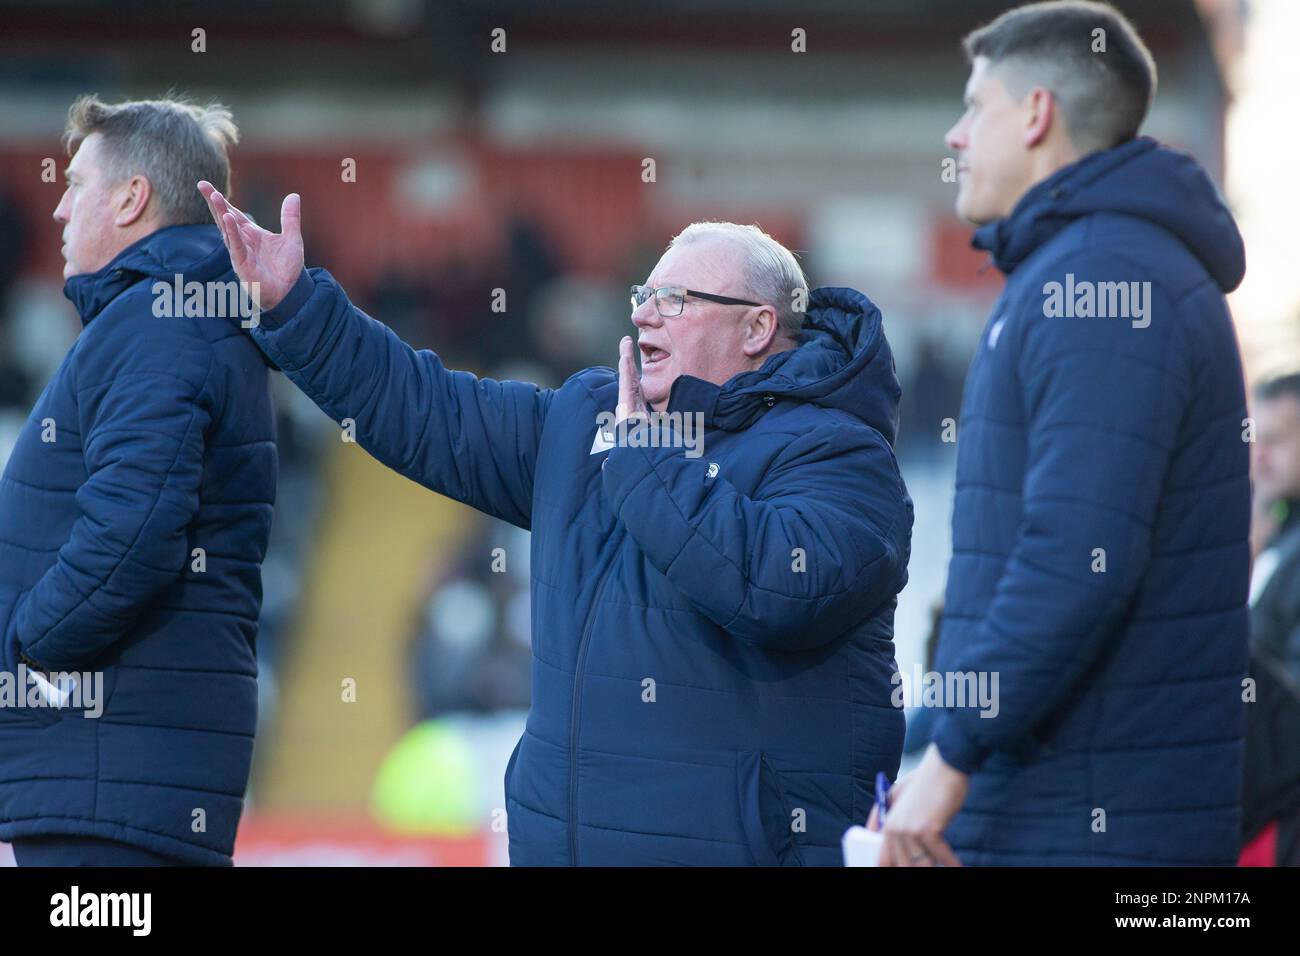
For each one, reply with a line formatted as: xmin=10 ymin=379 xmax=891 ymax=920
xmin=568 ymin=561 xmax=616 ymax=866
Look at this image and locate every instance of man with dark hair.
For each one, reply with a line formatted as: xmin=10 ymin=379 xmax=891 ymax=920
xmin=1249 ymin=373 xmax=1300 ymax=682
xmin=0 ymin=96 xmax=276 ymax=866
xmin=1241 ymin=375 xmax=1300 ymax=865
xmin=872 ymin=1 xmax=1250 ymax=866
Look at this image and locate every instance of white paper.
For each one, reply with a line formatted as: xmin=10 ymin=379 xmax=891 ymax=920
xmin=842 ymin=825 xmax=883 ymax=867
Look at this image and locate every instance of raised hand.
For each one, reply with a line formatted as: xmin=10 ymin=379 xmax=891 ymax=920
xmin=615 ymin=335 xmax=649 ymax=424
xmin=197 ymin=181 xmax=303 ymax=312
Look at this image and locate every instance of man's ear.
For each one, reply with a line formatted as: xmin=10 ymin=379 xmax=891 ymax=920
xmin=114 ymin=174 xmax=153 ymax=228
xmin=1023 ymin=86 xmax=1055 ymax=149
xmin=742 ymin=305 xmax=781 ymax=358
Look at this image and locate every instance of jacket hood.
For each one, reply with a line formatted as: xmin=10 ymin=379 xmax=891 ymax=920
xmin=972 ymin=136 xmax=1246 ymax=293
xmin=667 ymin=286 xmax=903 ymax=444
xmin=63 ymin=224 xmax=233 ymax=325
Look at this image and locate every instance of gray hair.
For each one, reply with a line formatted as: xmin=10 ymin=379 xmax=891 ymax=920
xmin=668 ymin=221 xmax=810 ymax=337
xmin=64 ymin=93 xmax=239 ymax=227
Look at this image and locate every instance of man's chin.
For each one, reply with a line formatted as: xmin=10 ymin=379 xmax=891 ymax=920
xmin=640 ymin=382 xmax=670 ymax=411
xmin=956 ymin=194 xmax=991 ymax=227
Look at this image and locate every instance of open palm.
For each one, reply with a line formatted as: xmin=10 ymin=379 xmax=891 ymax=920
xmin=197 ymin=180 xmax=303 ymax=312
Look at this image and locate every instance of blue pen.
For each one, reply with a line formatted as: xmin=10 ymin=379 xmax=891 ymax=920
xmin=875 ymin=771 xmax=891 ymax=827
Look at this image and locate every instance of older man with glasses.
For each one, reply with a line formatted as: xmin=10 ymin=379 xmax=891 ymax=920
xmin=199 ymin=182 xmax=914 ymax=866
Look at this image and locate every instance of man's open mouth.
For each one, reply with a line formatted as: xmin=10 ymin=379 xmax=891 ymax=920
xmin=640 ymin=344 xmax=670 ymax=365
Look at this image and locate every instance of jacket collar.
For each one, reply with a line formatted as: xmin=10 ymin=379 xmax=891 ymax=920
xmin=664 ymin=374 xmax=726 ymax=430
xmin=63 ymin=224 xmax=228 ymax=327
xmin=972 ymin=137 xmax=1157 ymax=276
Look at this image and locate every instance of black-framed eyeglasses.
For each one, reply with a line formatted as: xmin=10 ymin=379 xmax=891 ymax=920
xmin=630 ymin=284 xmax=761 ymax=318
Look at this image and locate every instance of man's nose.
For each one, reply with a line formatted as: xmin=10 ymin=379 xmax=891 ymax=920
xmin=631 ymin=302 xmax=661 ymax=329
xmin=944 ymin=120 xmax=965 ymax=152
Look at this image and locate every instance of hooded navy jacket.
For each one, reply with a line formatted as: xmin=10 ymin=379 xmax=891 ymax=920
xmin=0 ymin=225 xmax=277 ymax=865
xmin=249 ymin=271 xmax=912 ymax=865
xmin=931 ymin=138 xmax=1250 ymax=865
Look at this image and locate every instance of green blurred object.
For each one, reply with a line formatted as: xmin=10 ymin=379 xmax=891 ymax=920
xmin=371 ymin=720 xmax=479 ymax=837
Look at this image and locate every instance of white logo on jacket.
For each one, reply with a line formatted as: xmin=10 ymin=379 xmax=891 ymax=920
xmin=590 ymin=424 xmax=616 ymax=455
xmin=987 ymin=313 xmax=1008 ymax=350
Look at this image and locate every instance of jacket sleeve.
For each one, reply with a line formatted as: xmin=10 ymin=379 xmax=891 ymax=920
xmin=930 ymin=273 xmax=1202 ymax=774
xmin=6 ymin=314 xmax=214 ymax=673
xmin=250 ymin=269 xmax=551 ymax=529
xmin=600 ymin=421 xmax=910 ymax=651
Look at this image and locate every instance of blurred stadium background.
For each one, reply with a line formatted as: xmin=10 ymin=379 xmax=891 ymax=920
xmin=0 ymin=0 xmax=1295 ymax=864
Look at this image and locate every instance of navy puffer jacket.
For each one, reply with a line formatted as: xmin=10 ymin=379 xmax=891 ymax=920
xmin=0 ymin=225 xmax=277 ymax=865
xmin=932 ymin=138 xmax=1250 ymax=865
xmin=250 ymin=272 xmax=912 ymax=865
